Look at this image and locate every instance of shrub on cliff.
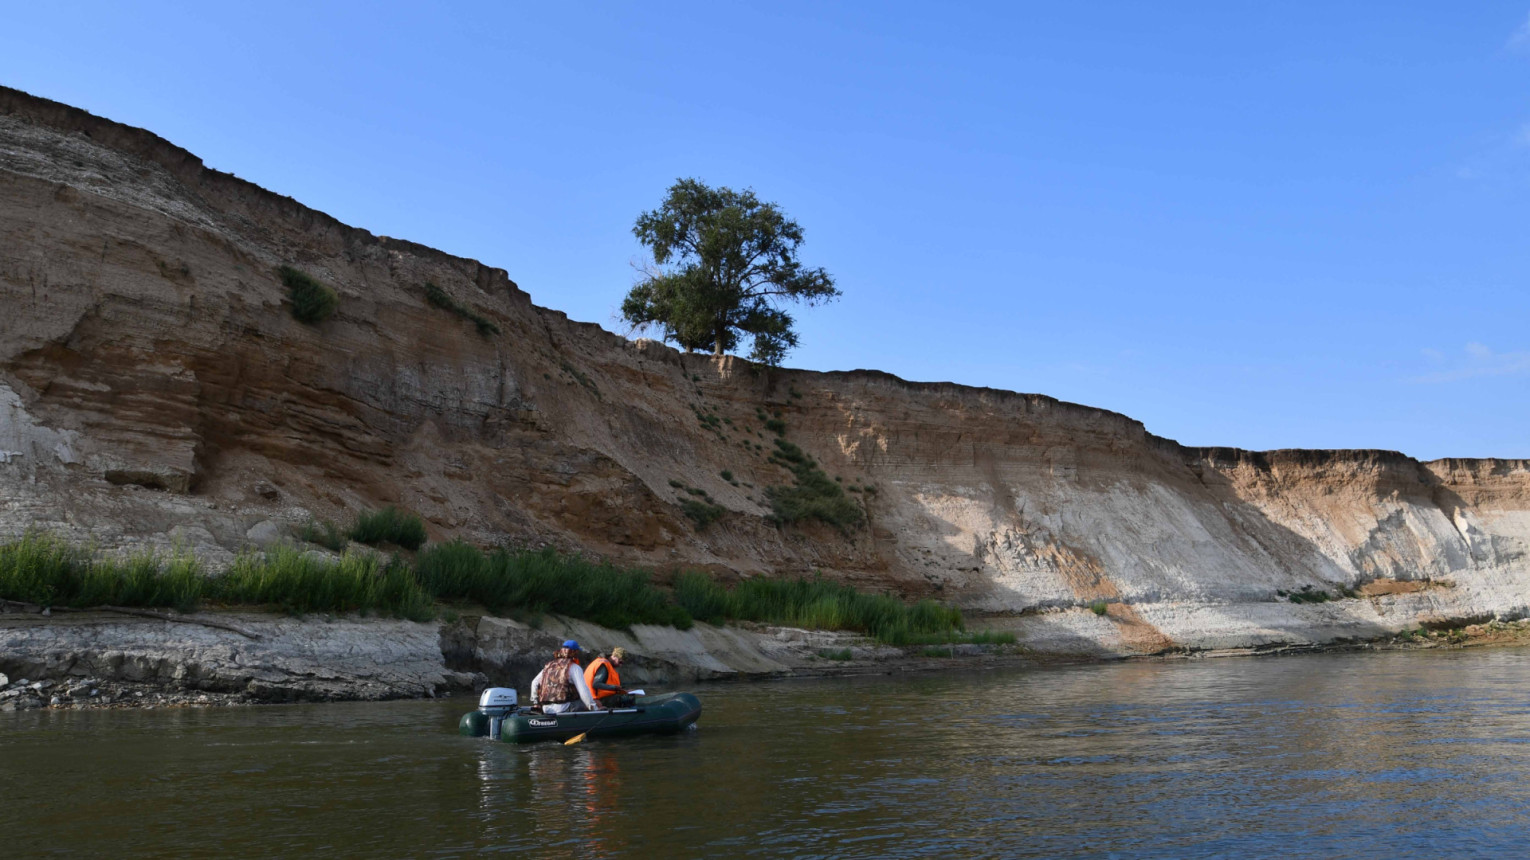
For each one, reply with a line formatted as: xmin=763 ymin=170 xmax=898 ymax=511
xmin=348 ymin=506 xmax=427 ymax=550
xmin=764 ymin=439 xmax=863 ymax=529
xmin=280 ymin=265 xmax=339 ymax=324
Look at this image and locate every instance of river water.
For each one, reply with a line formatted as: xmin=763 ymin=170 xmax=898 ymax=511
xmin=6 ymin=648 xmax=1530 ymax=858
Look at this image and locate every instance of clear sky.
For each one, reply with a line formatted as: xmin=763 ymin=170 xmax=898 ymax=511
xmin=4 ymin=2 xmax=1527 ymax=460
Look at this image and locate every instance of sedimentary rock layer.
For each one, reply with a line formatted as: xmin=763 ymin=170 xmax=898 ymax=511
xmin=3 ymin=86 xmax=1526 ymax=658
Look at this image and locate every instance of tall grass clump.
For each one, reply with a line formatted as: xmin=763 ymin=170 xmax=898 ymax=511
xmin=765 ymin=439 xmax=863 ymax=530
xmin=674 ymin=571 xmax=962 ymax=645
xmin=280 ymin=266 xmax=339 ymax=324
xmin=215 ymin=546 xmax=433 ymax=621
xmin=348 ymin=506 xmax=427 ymax=550
xmin=415 ymin=542 xmax=690 ymax=630
xmin=297 ymin=519 xmax=346 ymax=552
xmin=0 ymin=533 xmax=204 ymax=612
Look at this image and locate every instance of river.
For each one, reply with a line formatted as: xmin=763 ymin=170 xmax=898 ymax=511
xmin=6 ymin=648 xmax=1530 ymax=857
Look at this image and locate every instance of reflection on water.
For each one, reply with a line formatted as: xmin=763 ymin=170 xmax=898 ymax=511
xmin=7 ymin=649 xmax=1530 ymax=857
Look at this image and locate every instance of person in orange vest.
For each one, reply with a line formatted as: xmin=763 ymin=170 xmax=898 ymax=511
xmin=584 ymin=647 xmax=631 ymax=707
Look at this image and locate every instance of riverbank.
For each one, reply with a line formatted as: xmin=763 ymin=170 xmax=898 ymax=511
xmin=5 ymin=603 xmax=1528 ymax=712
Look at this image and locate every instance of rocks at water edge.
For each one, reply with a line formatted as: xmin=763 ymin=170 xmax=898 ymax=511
xmin=0 ymin=675 xmax=250 ymax=711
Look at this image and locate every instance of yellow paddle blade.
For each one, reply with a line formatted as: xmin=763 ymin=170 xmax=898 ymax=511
xmin=563 ymin=732 xmax=588 ymax=746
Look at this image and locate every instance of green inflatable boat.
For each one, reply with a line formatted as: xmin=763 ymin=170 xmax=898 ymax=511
xmin=459 ymin=687 xmax=702 ymax=744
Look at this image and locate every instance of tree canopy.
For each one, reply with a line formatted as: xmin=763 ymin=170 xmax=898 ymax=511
xmin=621 ymin=179 xmax=839 ymax=365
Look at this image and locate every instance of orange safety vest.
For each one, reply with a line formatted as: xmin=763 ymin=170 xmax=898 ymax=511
xmin=583 ymin=656 xmax=621 ymax=700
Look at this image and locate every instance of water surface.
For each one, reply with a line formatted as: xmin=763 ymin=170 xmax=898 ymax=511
xmin=6 ymin=649 xmax=1530 ymax=857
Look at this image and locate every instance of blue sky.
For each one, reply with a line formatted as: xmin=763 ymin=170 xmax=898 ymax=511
xmin=3 ymin=2 xmax=1527 ymax=460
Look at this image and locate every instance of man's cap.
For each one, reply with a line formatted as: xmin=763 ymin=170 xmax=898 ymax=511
xmin=561 ymin=639 xmax=580 ymax=650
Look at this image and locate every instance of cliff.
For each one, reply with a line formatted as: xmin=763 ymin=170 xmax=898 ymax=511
xmin=4 ymin=86 xmax=1528 ymax=658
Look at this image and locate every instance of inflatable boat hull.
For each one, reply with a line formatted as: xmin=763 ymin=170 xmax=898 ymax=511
xmin=459 ymin=692 xmax=702 ymax=744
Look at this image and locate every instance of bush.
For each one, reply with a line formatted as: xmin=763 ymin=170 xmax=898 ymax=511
xmin=680 ymin=498 xmax=726 ymax=529
xmin=765 ymin=439 xmax=863 ymax=529
xmin=280 ymin=266 xmax=338 ymax=324
xmin=348 ymin=506 xmax=427 ymax=550
xmin=1090 ymin=599 xmax=1108 ymax=615
xmin=1286 ymin=585 xmax=1332 ymax=604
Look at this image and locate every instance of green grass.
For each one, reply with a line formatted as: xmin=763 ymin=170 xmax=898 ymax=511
xmin=0 ymin=533 xmax=431 ymax=620
xmin=817 ymin=648 xmax=853 ymax=661
xmin=217 ymin=546 xmax=434 ymax=620
xmin=2 ymin=533 xmax=974 ymax=644
xmin=673 ymin=570 xmax=960 ymax=645
xmin=0 ymin=533 xmax=204 ymax=612
xmin=414 ymin=541 xmax=691 ymax=630
xmin=297 ymin=519 xmax=346 ymax=552
xmin=280 ymin=266 xmax=338 ymax=324
xmin=900 ymin=629 xmax=1018 ymax=646
xmin=348 ymin=506 xmax=427 ymax=550
xmin=1090 ymin=599 xmax=1109 ymax=615
xmin=764 ymin=439 xmax=863 ymax=529
xmin=424 ymin=282 xmax=500 ymax=336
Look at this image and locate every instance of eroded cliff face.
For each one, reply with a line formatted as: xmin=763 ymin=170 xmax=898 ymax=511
xmin=3 ymin=87 xmax=1527 ymax=657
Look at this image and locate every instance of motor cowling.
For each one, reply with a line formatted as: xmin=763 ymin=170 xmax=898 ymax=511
xmin=478 ymin=687 xmax=518 ymax=716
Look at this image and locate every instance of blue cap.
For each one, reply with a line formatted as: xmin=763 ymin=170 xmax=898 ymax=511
xmin=561 ymin=640 xmax=580 ymax=650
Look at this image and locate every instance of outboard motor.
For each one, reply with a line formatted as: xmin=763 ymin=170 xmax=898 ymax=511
xmin=479 ymin=688 xmax=518 ymax=740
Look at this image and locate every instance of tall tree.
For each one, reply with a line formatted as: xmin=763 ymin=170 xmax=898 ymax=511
xmin=621 ymin=179 xmax=839 ymax=365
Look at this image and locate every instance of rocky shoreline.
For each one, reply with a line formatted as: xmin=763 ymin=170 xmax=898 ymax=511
xmin=5 ymin=608 xmax=1528 ymax=713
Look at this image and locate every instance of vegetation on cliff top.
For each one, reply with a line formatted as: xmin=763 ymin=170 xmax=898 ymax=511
xmin=620 ymin=178 xmax=839 ymax=366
